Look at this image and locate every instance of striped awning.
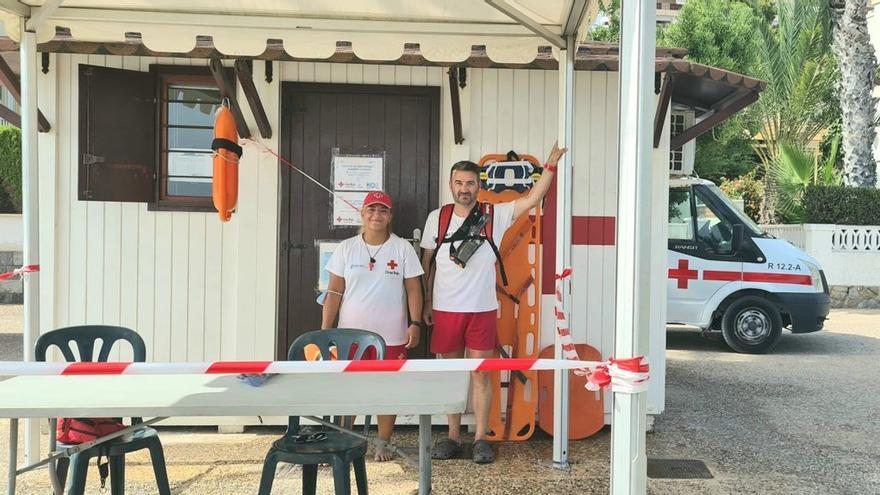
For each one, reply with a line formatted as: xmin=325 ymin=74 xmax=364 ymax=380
xmin=0 ymin=0 xmax=594 ymax=63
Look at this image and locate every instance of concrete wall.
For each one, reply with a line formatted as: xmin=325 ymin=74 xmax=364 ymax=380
xmin=0 ymin=213 xmax=21 ymax=251
xmin=0 ymin=214 xmax=22 ymax=303
xmin=0 ymin=250 xmax=22 ymax=304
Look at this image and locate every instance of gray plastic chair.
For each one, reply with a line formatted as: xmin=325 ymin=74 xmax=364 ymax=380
xmin=257 ymin=328 xmax=386 ymax=495
xmin=35 ymin=325 xmax=171 ymax=495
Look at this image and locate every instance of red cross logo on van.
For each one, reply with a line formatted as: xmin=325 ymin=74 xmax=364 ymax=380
xmin=669 ymin=259 xmax=698 ymax=289
xmin=387 ymin=260 xmax=398 ymax=270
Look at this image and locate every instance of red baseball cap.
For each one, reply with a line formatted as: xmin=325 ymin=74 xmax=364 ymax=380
xmin=363 ymin=191 xmax=392 ymax=209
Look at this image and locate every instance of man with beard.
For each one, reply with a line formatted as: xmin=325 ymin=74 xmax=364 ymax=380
xmin=421 ymin=143 xmax=567 ymax=464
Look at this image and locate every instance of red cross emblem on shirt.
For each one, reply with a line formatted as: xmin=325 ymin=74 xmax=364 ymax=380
xmin=668 ymin=259 xmax=698 ymax=289
xmin=387 ymin=260 xmax=398 ymax=270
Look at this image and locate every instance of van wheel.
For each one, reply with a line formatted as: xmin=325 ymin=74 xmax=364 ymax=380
xmin=721 ymin=296 xmax=783 ymax=354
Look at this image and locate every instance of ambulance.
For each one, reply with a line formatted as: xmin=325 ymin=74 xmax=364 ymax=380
xmin=666 ymin=176 xmax=831 ymax=353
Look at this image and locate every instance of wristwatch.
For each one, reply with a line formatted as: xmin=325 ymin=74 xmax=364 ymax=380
xmin=410 ymin=321 xmax=423 ymax=327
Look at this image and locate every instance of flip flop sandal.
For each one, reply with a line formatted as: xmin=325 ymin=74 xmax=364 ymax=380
xmin=431 ymin=438 xmax=462 ymax=460
xmin=472 ymin=440 xmax=495 ymax=464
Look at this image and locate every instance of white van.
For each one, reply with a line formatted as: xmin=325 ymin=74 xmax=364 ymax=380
xmin=667 ymin=177 xmax=830 ymax=353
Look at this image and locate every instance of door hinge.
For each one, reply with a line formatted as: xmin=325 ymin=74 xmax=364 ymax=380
xmin=83 ymin=153 xmax=105 ymax=166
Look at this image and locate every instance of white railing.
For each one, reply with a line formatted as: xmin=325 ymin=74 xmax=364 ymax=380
xmin=831 ymin=227 xmax=880 ymax=252
xmin=762 ymin=224 xmax=880 ymax=287
xmin=763 ymin=224 xmax=806 ymax=250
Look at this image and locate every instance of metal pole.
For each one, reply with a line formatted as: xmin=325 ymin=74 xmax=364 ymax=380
xmin=7 ymin=418 xmax=18 ymax=495
xmin=611 ymin=0 xmax=655 ymax=493
xmin=552 ymin=35 xmax=575 ymax=469
xmin=19 ymin=23 xmax=41 ymax=467
xmin=48 ymin=419 xmax=62 ymax=495
xmin=418 ymin=414 xmax=432 ymax=495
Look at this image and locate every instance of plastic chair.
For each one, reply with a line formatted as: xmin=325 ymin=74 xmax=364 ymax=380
xmin=35 ymin=325 xmax=171 ymax=495
xmin=257 ymin=328 xmax=386 ymax=495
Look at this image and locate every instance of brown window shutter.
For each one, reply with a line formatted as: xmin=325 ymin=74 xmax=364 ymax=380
xmin=78 ymin=64 xmax=157 ymax=202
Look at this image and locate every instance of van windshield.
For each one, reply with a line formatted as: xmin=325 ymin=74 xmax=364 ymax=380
xmin=705 ymin=184 xmax=764 ymax=235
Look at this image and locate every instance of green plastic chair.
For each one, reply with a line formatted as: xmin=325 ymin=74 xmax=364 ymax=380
xmin=35 ymin=325 xmax=171 ymax=495
xmin=257 ymin=328 xmax=386 ymax=495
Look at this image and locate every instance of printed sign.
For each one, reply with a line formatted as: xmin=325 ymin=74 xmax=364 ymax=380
xmin=333 ymin=155 xmax=383 ymax=191
xmin=332 ymin=191 xmax=366 ymax=227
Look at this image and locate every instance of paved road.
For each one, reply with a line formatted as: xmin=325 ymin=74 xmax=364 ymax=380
xmin=649 ymin=310 xmax=880 ymax=494
xmin=0 ymin=308 xmax=878 ymax=494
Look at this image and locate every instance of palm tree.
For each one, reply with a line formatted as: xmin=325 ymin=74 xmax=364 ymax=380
xmin=771 ymin=135 xmax=842 ymax=222
xmin=829 ymin=0 xmax=879 ymax=188
xmin=750 ymin=0 xmax=839 ymax=223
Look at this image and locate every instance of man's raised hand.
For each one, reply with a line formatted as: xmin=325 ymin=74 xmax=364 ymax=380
xmin=544 ymin=141 xmax=568 ymax=172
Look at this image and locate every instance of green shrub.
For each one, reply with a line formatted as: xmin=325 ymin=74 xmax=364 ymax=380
xmin=720 ymin=170 xmax=764 ymax=222
xmin=0 ymin=125 xmax=22 ymax=213
xmin=694 ymin=130 xmax=761 ymax=184
xmin=803 ymin=185 xmax=880 ymax=225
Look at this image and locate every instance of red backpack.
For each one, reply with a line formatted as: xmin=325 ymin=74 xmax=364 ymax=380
xmin=56 ymin=417 xmax=127 ymax=444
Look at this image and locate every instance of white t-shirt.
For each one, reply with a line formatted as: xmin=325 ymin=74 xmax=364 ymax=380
xmin=326 ymin=233 xmax=424 ymax=346
xmin=421 ymin=201 xmax=515 ymax=312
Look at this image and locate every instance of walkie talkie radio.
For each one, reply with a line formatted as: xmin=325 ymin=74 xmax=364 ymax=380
xmin=449 ymin=211 xmax=490 ymax=268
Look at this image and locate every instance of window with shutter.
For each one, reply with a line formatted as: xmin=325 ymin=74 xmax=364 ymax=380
xmin=153 ymin=66 xmax=223 ymax=210
xmin=78 ymin=64 xmax=156 ymax=202
xmin=669 ymin=109 xmax=695 ymax=176
xmin=78 ymin=64 xmax=235 ymax=210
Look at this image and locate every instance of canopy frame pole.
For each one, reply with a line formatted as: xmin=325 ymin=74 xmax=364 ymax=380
xmin=551 ymin=34 xmax=575 ymax=470
xmin=25 ymin=0 xmax=63 ymax=32
xmin=611 ymin=0 xmax=655 ymax=493
xmin=20 ymin=21 xmax=41 ymax=466
xmin=483 ymin=0 xmax=566 ymax=48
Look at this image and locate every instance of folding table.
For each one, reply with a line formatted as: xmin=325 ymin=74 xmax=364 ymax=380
xmin=0 ymin=371 xmax=469 ymax=495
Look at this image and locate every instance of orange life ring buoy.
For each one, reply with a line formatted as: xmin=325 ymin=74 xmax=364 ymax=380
xmin=212 ymin=105 xmax=241 ymax=222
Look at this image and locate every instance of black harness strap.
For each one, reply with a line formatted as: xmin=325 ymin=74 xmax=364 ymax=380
xmin=486 ymin=235 xmax=508 ymax=286
xmin=211 ymin=138 xmax=243 ymax=158
xmin=429 ymin=203 xmax=508 ymax=286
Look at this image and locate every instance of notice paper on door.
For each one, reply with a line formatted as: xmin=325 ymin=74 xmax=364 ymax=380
xmin=332 ymin=154 xmax=383 ymax=191
xmin=317 ymin=240 xmax=342 ymax=292
xmin=332 ymin=191 xmax=366 ymax=227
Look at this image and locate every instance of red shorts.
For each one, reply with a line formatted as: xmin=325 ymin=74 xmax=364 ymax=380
xmin=431 ymin=309 xmax=497 ymax=354
xmin=349 ymin=344 xmax=408 ymax=360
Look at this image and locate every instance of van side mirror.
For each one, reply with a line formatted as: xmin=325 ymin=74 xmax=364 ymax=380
xmin=732 ymin=224 xmax=744 ymax=253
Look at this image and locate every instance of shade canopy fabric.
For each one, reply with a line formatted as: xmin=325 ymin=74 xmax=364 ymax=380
xmin=0 ymin=0 xmax=590 ymax=63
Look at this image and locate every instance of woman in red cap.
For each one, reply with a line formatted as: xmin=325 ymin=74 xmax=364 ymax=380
xmin=321 ymin=190 xmax=424 ymax=461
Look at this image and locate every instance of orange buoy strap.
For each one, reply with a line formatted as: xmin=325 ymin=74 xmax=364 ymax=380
xmin=211 ymin=138 xmax=243 ymax=158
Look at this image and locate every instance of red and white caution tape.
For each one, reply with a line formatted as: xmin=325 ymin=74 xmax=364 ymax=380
xmin=0 ymin=264 xmax=39 ymax=282
xmin=554 ymin=268 xmax=581 ymax=361
xmin=555 ymin=268 xmax=649 ymax=393
xmin=0 ymin=358 xmax=648 ymax=392
xmin=579 ymin=357 xmax=650 ymax=394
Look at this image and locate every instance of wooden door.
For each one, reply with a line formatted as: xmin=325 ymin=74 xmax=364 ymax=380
xmin=277 ymin=82 xmax=440 ymax=359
